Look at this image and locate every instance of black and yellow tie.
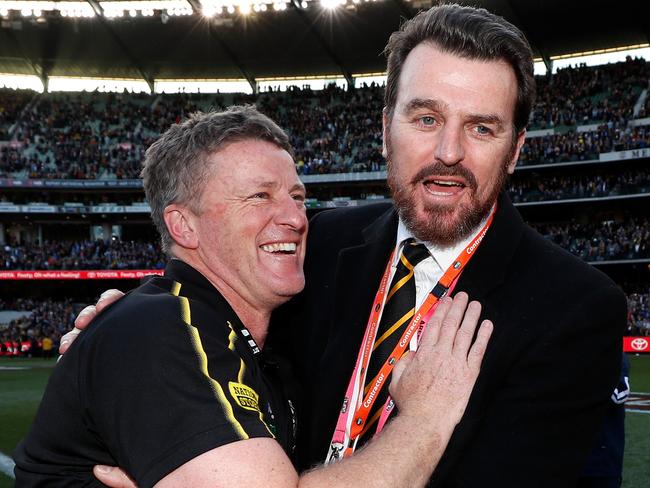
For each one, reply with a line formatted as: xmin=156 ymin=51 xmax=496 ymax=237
xmin=358 ymin=238 xmax=430 ymax=446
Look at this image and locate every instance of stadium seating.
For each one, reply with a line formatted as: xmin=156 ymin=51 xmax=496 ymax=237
xmin=1 ymin=58 xmax=648 ymax=178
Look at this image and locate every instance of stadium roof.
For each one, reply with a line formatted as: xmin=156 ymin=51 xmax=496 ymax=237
xmin=0 ymin=0 xmax=648 ymax=89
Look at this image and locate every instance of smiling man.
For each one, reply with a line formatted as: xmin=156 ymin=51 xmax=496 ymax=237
xmin=14 ymin=106 xmax=494 ymax=487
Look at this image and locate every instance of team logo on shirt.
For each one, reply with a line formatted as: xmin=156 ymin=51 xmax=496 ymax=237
xmin=228 ymin=382 xmax=261 ymax=412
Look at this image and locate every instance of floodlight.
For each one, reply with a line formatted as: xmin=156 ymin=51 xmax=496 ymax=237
xmin=129 ymin=9 xmax=137 ymax=17
xmin=227 ymin=5 xmax=235 ymax=13
xmin=321 ymin=0 xmax=342 ymax=9
xmin=240 ymin=3 xmax=251 ymax=15
xmin=260 ymin=3 xmax=267 ymax=10
xmin=300 ymin=0 xmax=307 ymax=7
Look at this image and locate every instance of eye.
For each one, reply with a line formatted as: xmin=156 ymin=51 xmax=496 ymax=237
xmin=250 ymin=192 xmax=270 ymax=200
xmin=474 ymin=125 xmax=492 ymax=136
xmin=419 ymin=116 xmax=436 ymax=126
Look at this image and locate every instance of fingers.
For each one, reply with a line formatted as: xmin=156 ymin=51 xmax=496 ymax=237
xmin=436 ymin=292 xmax=469 ymax=349
xmin=93 ymin=466 xmax=137 ymax=488
xmin=389 ymin=351 xmax=412 ymax=394
xmin=74 ymin=305 xmax=97 ymax=330
xmin=96 ymin=289 xmax=125 ymax=313
xmin=58 ymin=328 xmax=81 ymax=354
xmin=452 ymin=300 xmax=482 ymax=354
xmin=61 ymin=289 xmax=125 ymax=355
xmin=417 ymin=296 xmax=453 ymax=351
xmin=468 ymin=320 xmax=494 ymax=371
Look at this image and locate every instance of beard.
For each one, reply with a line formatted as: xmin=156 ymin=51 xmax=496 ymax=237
xmin=386 ymin=137 xmax=514 ymax=247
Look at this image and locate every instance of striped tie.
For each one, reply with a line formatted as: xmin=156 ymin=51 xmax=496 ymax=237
xmin=357 ymin=238 xmax=430 ymax=446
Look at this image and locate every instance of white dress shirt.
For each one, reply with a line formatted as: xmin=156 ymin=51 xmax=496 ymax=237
xmin=391 ymin=210 xmax=492 ymax=309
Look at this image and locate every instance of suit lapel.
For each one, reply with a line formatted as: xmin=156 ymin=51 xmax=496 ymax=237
xmin=455 ymin=192 xmax=524 ymax=300
xmin=324 ymin=207 xmax=398 ymax=380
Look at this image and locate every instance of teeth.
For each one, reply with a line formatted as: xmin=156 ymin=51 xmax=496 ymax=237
xmin=431 ymin=180 xmax=463 ymax=187
xmin=260 ymin=242 xmax=297 ymax=253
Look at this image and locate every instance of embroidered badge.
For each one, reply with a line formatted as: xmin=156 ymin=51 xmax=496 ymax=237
xmin=228 ymin=382 xmax=261 ymax=412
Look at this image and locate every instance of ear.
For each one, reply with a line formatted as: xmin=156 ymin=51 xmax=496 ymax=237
xmin=163 ymin=203 xmax=199 ymax=250
xmin=381 ymin=108 xmax=389 ymax=159
xmin=506 ymin=129 xmax=526 ymax=175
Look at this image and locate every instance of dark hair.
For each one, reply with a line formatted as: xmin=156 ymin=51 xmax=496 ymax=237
xmin=142 ymin=105 xmax=292 ymax=255
xmin=384 ymin=3 xmax=536 ymax=132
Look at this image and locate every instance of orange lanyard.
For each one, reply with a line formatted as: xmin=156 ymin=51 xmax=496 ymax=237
xmin=325 ymin=207 xmax=495 ymax=463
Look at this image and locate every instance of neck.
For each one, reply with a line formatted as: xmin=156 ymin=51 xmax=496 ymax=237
xmin=172 ymin=251 xmax=272 ymax=348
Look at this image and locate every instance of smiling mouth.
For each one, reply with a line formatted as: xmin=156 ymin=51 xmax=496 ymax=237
xmin=260 ymin=242 xmax=297 ymax=254
xmin=422 ymin=178 xmax=467 ymax=194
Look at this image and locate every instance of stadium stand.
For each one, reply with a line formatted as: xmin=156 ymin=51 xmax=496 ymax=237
xmin=1 ymin=59 xmax=649 ymax=178
xmin=0 ymin=59 xmax=649 ymax=347
xmin=0 ymin=298 xmax=76 ymax=357
xmin=0 ymin=240 xmax=165 ymax=270
xmin=508 ymin=170 xmax=650 ymax=202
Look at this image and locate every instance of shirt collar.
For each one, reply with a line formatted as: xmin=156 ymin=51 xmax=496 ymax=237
xmin=394 ymin=206 xmax=494 ymax=271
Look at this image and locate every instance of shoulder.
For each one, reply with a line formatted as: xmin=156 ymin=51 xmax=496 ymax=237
xmin=76 ymin=280 xmax=229 ymax=358
xmin=309 ymin=203 xmax=393 ymax=235
xmin=515 ymin=225 xmax=626 ymax=318
xmin=307 ymin=203 xmax=394 ymax=248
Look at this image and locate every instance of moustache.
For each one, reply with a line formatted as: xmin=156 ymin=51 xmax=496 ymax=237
xmin=409 ymin=162 xmax=478 ymax=191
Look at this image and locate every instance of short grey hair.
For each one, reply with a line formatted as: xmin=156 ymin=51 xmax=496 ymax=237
xmin=141 ymin=105 xmax=293 ymax=255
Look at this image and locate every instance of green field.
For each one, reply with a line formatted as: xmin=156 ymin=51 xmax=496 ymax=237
xmin=1 ymin=355 xmax=649 ymax=486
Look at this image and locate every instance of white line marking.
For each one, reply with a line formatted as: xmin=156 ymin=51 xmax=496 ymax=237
xmin=0 ymin=452 xmax=15 ymax=479
xmin=626 ymin=409 xmax=650 ymax=415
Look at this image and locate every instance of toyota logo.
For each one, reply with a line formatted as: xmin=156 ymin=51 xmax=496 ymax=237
xmin=631 ymin=338 xmax=649 ymax=351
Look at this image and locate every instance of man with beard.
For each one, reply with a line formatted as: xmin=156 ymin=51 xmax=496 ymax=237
xmin=62 ymin=4 xmax=625 ymax=487
xmin=271 ymin=4 xmax=626 ymax=487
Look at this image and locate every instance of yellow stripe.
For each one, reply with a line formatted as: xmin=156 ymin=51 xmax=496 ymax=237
xmin=225 ymin=322 xmax=272 ymax=436
xmin=226 ymin=321 xmax=246 ymax=384
xmin=385 ymin=253 xmax=416 ymax=302
xmin=372 ymin=308 xmax=415 ymax=352
xmin=185 ymin=315 xmax=249 ymax=440
xmin=171 ymin=281 xmax=181 ymax=297
xmin=172 ymin=282 xmax=249 ymax=440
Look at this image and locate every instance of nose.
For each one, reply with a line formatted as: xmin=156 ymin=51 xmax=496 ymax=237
xmin=276 ymin=194 xmax=308 ymax=233
xmin=433 ymin=122 xmax=465 ymax=166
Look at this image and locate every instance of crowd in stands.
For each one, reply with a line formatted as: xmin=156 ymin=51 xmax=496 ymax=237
xmin=535 ymin=218 xmax=650 ymax=262
xmin=1 ymin=239 xmax=165 ymax=270
xmin=529 ymin=57 xmax=649 ymax=129
xmin=0 ymin=57 xmax=649 ymax=178
xmin=518 ymin=123 xmax=650 ymax=166
xmin=509 ymin=169 xmax=650 ymax=202
xmin=0 ymin=298 xmax=76 ymax=357
xmin=0 ymin=88 xmax=34 ymax=140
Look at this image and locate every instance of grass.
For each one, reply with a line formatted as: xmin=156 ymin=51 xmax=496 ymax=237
xmin=0 ymin=356 xmax=648 ymax=486
xmin=0 ymin=358 xmax=56 ymax=488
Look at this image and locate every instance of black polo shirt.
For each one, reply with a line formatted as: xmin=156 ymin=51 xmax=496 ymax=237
xmin=14 ymin=259 xmax=297 ymax=487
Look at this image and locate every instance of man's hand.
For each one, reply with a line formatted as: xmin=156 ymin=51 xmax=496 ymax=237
xmin=390 ymin=292 xmax=493 ymax=431
xmin=58 ymin=289 xmax=125 ymax=354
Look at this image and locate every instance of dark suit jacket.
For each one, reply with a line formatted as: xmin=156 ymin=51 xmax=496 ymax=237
xmin=270 ymin=193 xmax=626 ymax=487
